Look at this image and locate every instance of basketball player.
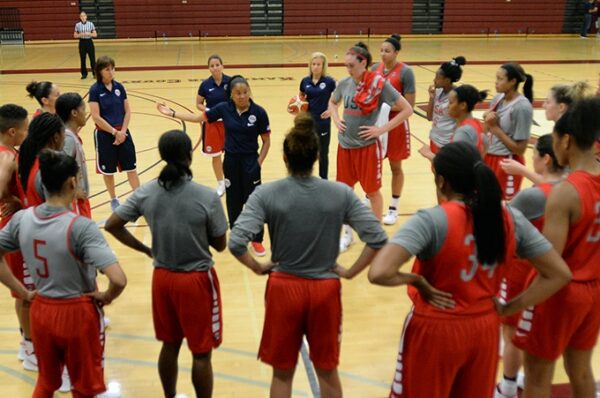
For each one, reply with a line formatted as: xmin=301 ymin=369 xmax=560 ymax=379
xmin=298 ymin=52 xmax=336 ymax=179
xmin=329 ymin=42 xmax=412 ymax=252
xmin=105 ymin=130 xmax=227 ymax=398
xmin=56 ymin=93 xmax=92 ymax=218
xmin=157 ymin=75 xmax=270 ymax=257
xmin=229 ymin=113 xmax=389 ymax=398
xmin=0 ymin=149 xmax=126 ymax=398
xmin=372 ymin=34 xmax=416 ymax=225
xmin=0 ymin=104 xmax=30 ymax=367
xmin=369 ymin=141 xmax=571 ymax=398
xmin=483 ymin=63 xmax=534 ymax=200
xmin=513 ymin=97 xmax=600 ymax=398
xmin=26 ymin=81 xmax=60 ymax=117
xmin=196 ymin=54 xmax=230 ymax=196
xmin=495 ymin=134 xmax=566 ymax=398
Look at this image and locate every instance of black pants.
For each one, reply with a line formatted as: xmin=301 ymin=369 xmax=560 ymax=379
xmin=79 ymin=39 xmax=96 ymax=77
xmin=315 ymin=118 xmax=331 ymax=179
xmin=223 ymin=152 xmax=264 ymax=242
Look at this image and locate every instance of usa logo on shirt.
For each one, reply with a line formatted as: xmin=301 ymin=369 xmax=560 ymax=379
xmin=319 ymin=82 xmax=326 ymax=89
xmin=115 ymin=89 xmax=121 ymax=97
xmin=248 ymin=115 xmax=257 ymax=124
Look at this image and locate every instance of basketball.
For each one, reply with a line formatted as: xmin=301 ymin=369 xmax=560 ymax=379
xmin=287 ymin=95 xmax=309 ymax=114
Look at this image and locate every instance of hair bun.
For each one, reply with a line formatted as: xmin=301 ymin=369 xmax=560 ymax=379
xmin=390 ymin=33 xmax=401 ymax=42
xmin=26 ymin=81 xmax=39 ymax=97
xmin=354 ymin=41 xmax=369 ymax=51
xmin=453 ymin=56 xmax=466 ymax=66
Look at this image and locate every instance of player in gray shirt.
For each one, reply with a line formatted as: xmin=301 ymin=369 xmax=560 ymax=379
xmin=0 ymin=150 xmax=126 ymax=397
xmin=105 ymin=130 xmax=227 ymax=398
xmin=229 ymin=114 xmax=387 ymax=397
xmin=329 ymin=42 xmax=412 ymax=251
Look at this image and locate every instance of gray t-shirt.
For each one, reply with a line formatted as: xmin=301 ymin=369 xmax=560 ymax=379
xmin=371 ymin=62 xmax=416 ymax=94
xmin=390 ymin=204 xmax=551 ymax=261
xmin=115 ymin=178 xmax=228 ymax=272
xmin=429 ymin=88 xmax=456 ymax=147
xmin=0 ymin=204 xmax=116 ymax=298
xmin=64 ymin=128 xmax=89 ymax=196
xmin=509 ymin=184 xmax=556 ymax=222
xmin=332 ymin=77 xmax=400 ymax=149
xmin=228 ymin=176 xmax=388 ymax=279
xmin=453 ymin=123 xmax=479 ymax=147
xmin=487 ymin=94 xmax=533 ymax=155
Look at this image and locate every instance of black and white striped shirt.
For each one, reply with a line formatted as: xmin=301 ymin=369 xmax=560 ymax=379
xmin=75 ymin=21 xmax=96 ymax=39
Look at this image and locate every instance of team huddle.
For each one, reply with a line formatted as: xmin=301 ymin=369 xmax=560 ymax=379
xmin=0 ymin=34 xmax=599 ymax=398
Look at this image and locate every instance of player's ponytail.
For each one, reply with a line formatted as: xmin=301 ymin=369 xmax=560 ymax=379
xmin=501 ymin=63 xmax=534 ymax=103
xmin=26 ymin=81 xmax=54 ymax=107
xmin=283 ymin=112 xmax=319 ymax=175
xmin=433 ymin=142 xmax=506 ymax=265
xmin=453 ymin=85 xmax=488 ymax=113
xmin=19 ymin=113 xmax=65 ymax=191
xmin=157 ymin=130 xmax=193 ymax=191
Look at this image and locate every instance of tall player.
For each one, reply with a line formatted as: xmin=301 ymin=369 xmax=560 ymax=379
xmin=105 ymin=130 xmax=228 ymax=398
xmin=483 ymin=63 xmax=534 ymax=200
xmin=329 ymin=42 xmax=413 ymax=252
xmin=196 ymin=55 xmax=231 ymax=196
xmin=513 ymin=97 xmax=600 ymax=398
xmin=229 ymin=113 xmax=389 ymax=398
xmin=495 ymin=134 xmax=566 ymax=398
xmin=0 ymin=150 xmax=126 ymax=398
xmin=372 ymin=34 xmax=416 ymax=225
xmin=369 ymin=141 xmax=571 ymax=398
xmin=0 ymin=104 xmax=30 ymax=367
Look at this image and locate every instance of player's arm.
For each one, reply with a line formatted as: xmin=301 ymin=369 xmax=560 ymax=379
xmin=73 ymin=28 xmax=80 ymax=39
xmin=542 ymin=181 xmax=577 ymax=255
xmin=258 ymin=133 xmax=270 ymax=167
xmin=89 ymin=101 xmax=118 ymax=134
xmin=208 ymin=234 xmax=226 ymax=252
xmin=105 ymin=213 xmax=152 ymax=258
xmin=88 ymin=262 xmax=127 ymax=306
xmin=156 ymin=102 xmax=206 ymax=123
xmin=196 ymin=95 xmax=207 ymax=112
xmin=359 ymin=94 xmax=413 ymax=140
xmin=0 ymin=252 xmax=34 ymax=301
xmin=328 ymin=96 xmax=346 ymax=132
xmin=425 ymin=86 xmax=435 ymax=121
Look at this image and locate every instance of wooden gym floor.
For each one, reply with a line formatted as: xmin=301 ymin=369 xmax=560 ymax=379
xmin=0 ymin=35 xmax=599 ymax=397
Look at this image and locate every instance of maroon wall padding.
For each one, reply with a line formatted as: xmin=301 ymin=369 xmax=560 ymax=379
xmin=114 ymin=0 xmax=251 ymax=38
xmin=1 ymin=1 xmax=80 ymax=40
xmin=283 ymin=0 xmax=413 ymax=35
xmin=443 ymin=0 xmax=567 ymax=34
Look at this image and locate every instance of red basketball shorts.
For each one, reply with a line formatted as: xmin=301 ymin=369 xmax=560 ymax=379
xmin=202 ymin=121 xmax=225 ymax=156
xmin=513 ymin=279 xmax=600 ymax=361
xmin=30 ymin=295 xmax=106 ymax=397
xmin=336 ymin=142 xmax=382 ymax=194
xmin=387 ymin=117 xmax=411 ymax=161
xmin=259 ymin=272 xmax=342 ymax=370
xmin=484 ymin=153 xmax=525 ymax=201
xmin=152 ymin=267 xmax=223 ymax=354
xmin=499 ymin=257 xmax=535 ymax=327
xmin=389 ymin=310 xmax=500 ymax=398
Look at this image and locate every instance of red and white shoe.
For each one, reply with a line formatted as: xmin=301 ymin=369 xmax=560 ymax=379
xmin=251 ymin=242 xmax=266 ymax=257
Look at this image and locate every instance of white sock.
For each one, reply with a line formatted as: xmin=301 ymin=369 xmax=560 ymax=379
xmin=217 ymin=179 xmax=225 ymax=187
xmin=390 ymin=196 xmax=400 ymax=209
xmin=500 ymin=377 xmax=518 ymax=396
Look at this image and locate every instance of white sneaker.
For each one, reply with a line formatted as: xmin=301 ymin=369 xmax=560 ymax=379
xmin=339 ymin=231 xmax=354 ymax=253
xmin=59 ymin=368 xmax=71 ymax=392
xmin=17 ymin=340 xmax=25 ymax=361
xmin=517 ymin=371 xmax=525 ymax=390
xmin=493 ymin=384 xmax=517 ymax=398
xmin=96 ymin=382 xmax=121 ymax=398
xmin=383 ymin=208 xmax=398 ymax=225
xmin=216 ymin=183 xmax=226 ymax=197
xmin=23 ymin=340 xmax=37 ymax=372
xmin=174 ymin=395 xmax=188 ymax=398
xmin=104 ymin=316 xmax=111 ymax=328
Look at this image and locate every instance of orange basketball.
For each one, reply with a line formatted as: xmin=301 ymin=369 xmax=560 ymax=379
xmin=287 ymin=95 xmax=309 ymax=114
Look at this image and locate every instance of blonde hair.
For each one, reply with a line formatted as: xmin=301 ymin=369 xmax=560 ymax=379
xmin=309 ymin=52 xmax=328 ymax=78
xmin=550 ymin=81 xmax=594 ymax=106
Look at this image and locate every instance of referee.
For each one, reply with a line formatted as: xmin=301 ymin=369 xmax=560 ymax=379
xmin=74 ymin=11 xmax=97 ymax=79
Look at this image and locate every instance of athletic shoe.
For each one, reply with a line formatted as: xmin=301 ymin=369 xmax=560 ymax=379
xmin=23 ymin=353 xmax=38 ymax=372
xmin=17 ymin=340 xmax=25 ymax=361
xmin=81 ymin=75 xmax=87 ymax=79
xmin=110 ymin=198 xmax=120 ymax=212
xmin=104 ymin=316 xmax=111 ymax=329
xmin=580 ymin=35 xmax=588 ymax=39
xmin=251 ymin=242 xmax=266 ymax=257
xmin=517 ymin=371 xmax=525 ymax=390
xmin=383 ymin=208 xmax=398 ymax=225
xmin=339 ymin=231 xmax=354 ymax=253
xmin=216 ymin=184 xmax=225 ymax=197
xmin=59 ymin=368 xmax=71 ymax=392
xmin=96 ymin=382 xmax=121 ymax=398
xmin=494 ymin=384 xmax=517 ymax=398
xmin=174 ymin=395 xmax=188 ymax=398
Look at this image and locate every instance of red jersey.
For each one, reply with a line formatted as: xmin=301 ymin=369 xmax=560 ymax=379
xmin=23 ymin=157 xmax=43 ymax=208
xmin=0 ymin=145 xmax=21 ymax=228
xmin=453 ymin=118 xmax=485 ymax=156
xmin=563 ymin=170 xmax=600 ymax=282
xmin=374 ymin=62 xmax=405 ymax=94
xmin=410 ymin=202 xmax=516 ymax=318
